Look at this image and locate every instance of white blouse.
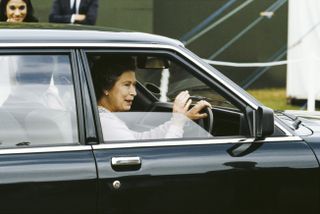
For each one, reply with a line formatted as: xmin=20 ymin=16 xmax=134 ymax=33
xmin=98 ymin=107 xmax=185 ymax=141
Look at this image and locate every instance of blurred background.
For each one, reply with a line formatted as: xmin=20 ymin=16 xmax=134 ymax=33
xmin=33 ymin=0 xmax=319 ymax=110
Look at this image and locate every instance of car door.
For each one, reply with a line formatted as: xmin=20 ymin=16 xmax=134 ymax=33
xmin=0 ymin=51 xmax=97 ymax=214
xmin=93 ymin=138 xmax=319 ymax=214
xmin=82 ymin=48 xmax=320 ymax=214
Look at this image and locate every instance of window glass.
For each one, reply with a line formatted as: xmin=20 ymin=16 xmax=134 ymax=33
xmin=100 ymin=112 xmax=212 ymax=142
xmin=136 ymin=58 xmax=236 ymax=109
xmin=88 ymin=53 xmax=247 ymax=143
xmin=0 ymin=55 xmax=78 ymax=148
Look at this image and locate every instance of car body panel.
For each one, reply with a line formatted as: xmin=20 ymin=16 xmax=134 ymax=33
xmin=93 ymin=139 xmax=319 ymax=214
xmin=280 ymin=110 xmax=320 ymax=163
xmin=0 ymin=146 xmax=97 ymax=214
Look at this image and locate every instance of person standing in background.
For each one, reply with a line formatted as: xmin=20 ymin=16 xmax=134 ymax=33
xmin=0 ymin=0 xmax=38 ymax=22
xmin=49 ymin=0 xmax=98 ymax=25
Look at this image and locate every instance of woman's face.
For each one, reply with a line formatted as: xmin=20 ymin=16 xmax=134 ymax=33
xmin=105 ymin=71 xmax=137 ymax=112
xmin=6 ymin=0 xmax=27 ymax=23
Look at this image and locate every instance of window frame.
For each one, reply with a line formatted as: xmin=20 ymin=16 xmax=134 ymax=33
xmin=81 ymin=48 xmax=257 ymax=143
xmin=81 ymin=46 xmax=294 ymax=146
xmin=0 ymin=49 xmax=86 ymax=147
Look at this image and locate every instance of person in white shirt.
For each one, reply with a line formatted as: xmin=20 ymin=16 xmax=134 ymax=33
xmin=49 ymin=0 xmax=98 ymax=25
xmin=92 ymin=56 xmax=211 ymax=141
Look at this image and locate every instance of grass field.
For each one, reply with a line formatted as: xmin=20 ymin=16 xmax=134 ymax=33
xmin=247 ymin=88 xmax=301 ymax=111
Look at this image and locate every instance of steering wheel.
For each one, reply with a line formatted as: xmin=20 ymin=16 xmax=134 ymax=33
xmin=198 ymin=106 xmax=214 ymax=135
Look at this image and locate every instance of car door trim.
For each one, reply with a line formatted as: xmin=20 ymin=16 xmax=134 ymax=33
xmin=92 ymin=136 xmax=302 ymax=150
xmin=0 ymin=145 xmax=92 ymax=155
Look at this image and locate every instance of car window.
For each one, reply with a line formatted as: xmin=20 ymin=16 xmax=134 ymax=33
xmin=102 ymin=112 xmax=212 ymax=142
xmin=0 ymin=55 xmax=78 ymax=148
xmin=136 ymin=59 xmax=236 ymax=109
xmin=87 ymin=52 xmax=248 ymax=143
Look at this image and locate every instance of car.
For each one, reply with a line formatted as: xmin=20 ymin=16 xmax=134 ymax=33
xmin=0 ymin=23 xmax=319 ymax=214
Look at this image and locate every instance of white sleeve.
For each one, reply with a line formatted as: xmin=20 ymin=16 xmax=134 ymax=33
xmin=100 ymin=113 xmax=136 ymax=141
xmin=100 ymin=112 xmax=186 ymax=141
xmin=132 ymin=114 xmax=186 ymax=139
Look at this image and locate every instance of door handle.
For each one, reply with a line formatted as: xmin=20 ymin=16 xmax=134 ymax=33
xmin=111 ymin=157 xmax=141 ymax=171
xmin=112 ymin=156 xmax=141 ymax=166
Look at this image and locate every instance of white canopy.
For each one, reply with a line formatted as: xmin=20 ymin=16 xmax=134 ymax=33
xmin=287 ymin=0 xmax=320 ymax=111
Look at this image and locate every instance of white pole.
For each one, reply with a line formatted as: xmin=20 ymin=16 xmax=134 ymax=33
xmin=307 ymin=56 xmax=316 ymax=112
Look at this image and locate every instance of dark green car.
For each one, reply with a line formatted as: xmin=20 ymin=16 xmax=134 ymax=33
xmin=0 ymin=23 xmax=319 ymax=214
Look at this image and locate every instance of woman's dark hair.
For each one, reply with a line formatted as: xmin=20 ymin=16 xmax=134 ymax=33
xmin=0 ymin=0 xmax=38 ymax=22
xmin=91 ymin=55 xmax=136 ymax=100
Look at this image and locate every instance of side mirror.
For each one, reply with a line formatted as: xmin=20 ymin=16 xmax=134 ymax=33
xmin=255 ymin=106 xmax=274 ymax=139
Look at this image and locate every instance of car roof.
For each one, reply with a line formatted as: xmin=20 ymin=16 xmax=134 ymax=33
xmin=0 ymin=23 xmax=184 ymax=47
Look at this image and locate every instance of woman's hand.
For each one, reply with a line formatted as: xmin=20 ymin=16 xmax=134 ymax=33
xmin=173 ymin=91 xmax=212 ymax=120
xmin=172 ymin=90 xmax=192 ymax=115
xmin=186 ymin=100 xmax=212 ymax=120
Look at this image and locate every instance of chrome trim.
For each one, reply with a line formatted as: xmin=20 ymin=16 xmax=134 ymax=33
xmin=257 ymin=136 xmax=301 ymax=142
xmin=111 ymin=157 xmax=141 ymax=166
xmin=92 ymin=136 xmax=302 ymax=150
xmin=0 ymin=42 xmax=258 ymax=109
xmin=0 ymin=145 xmax=92 ymax=155
xmin=0 ymin=43 xmax=171 ymax=48
xmin=112 ymin=180 xmax=121 ymax=189
xmin=253 ymin=110 xmax=257 ymax=138
xmin=94 ymin=138 xmax=254 ymax=150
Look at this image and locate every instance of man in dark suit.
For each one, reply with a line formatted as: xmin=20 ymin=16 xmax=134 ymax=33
xmin=49 ymin=0 xmax=98 ymax=25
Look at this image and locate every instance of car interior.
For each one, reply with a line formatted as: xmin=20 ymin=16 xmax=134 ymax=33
xmin=87 ymin=52 xmax=254 ymax=139
xmin=0 ymin=55 xmax=77 ymax=147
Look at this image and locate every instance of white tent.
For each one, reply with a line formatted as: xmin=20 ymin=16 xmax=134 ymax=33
xmin=287 ymin=0 xmax=320 ymax=111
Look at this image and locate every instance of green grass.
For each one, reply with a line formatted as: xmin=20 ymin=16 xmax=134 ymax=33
xmin=247 ymin=88 xmax=300 ymax=111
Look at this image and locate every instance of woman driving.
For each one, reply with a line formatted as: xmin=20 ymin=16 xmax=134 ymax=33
xmin=92 ymin=55 xmax=211 ymax=141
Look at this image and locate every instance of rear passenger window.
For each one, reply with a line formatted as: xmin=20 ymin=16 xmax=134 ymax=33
xmin=0 ymin=55 xmax=78 ymax=148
